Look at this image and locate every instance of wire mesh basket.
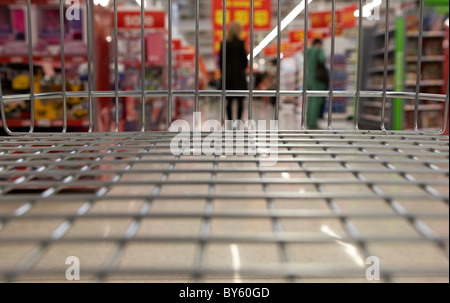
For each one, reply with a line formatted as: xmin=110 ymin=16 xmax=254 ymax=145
xmin=0 ymin=0 xmax=448 ymax=282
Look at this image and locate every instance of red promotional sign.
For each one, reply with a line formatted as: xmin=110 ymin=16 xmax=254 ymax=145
xmin=180 ymin=46 xmax=195 ymax=68
xmin=324 ymin=25 xmax=344 ymax=38
xmin=115 ymin=10 xmax=165 ymax=30
xmin=310 ymin=10 xmax=335 ymax=29
xmin=289 ymin=30 xmax=325 ymax=44
xmin=339 ymin=4 xmax=358 ymax=29
xmin=289 ymin=30 xmax=305 ymax=44
xmin=212 ymin=0 xmax=272 ymax=55
xmin=172 ymin=39 xmax=182 ymax=51
xmin=171 ymin=39 xmax=182 ymax=68
xmin=264 ymin=41 xmax=297 ymax=58
xmin=263 ymin=43 xmax=278 ymax=58
xmin=310 ymin=4 xmax=357 ymax=30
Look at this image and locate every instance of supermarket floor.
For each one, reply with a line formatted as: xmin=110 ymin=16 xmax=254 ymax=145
xmin=0 ymin=99 xmax=448 ymax=283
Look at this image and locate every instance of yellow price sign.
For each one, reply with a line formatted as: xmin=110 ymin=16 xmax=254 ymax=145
xmin=215 ymin=10 xmax=230 ymax=26
xmin=254 ymin=10 xmax=269 ymax=27
xmin=289 ymin=30 xmax=305 ymax=43
xmin=212 ymin=0 xmax=272 ymax=55
xmin=234 ymin=10 xmax=249 ymax=26
xmin=215 ymin=41 xmax=222 ymax=52
xmin=240 ymin=30 xmax=249 ymax=40
xmin=342 ymin=11 xmax=354 ymax=23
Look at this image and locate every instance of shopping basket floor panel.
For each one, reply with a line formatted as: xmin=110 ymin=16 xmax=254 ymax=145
xmin=0 ymin=131 xmax=448 ymax=282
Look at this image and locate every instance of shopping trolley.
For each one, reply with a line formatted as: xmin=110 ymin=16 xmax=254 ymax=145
xmin=0 ymin=0 xmax=448 ymax=282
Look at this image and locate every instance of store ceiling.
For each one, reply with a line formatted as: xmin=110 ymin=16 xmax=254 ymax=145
xmin=118 ymin=0 xmax=402 ymax=70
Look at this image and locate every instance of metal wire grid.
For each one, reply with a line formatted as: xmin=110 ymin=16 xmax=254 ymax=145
xmin=0 ymin=0 xmax=448 ymax=282
xmin=0 ymin=131 xmax=448 ymax=282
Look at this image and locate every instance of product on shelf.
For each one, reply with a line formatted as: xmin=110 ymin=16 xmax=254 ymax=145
xmin=372 ymin=56 xmax=395 ymax=68
xmin=0 ymin=6 xmax=27 ymax=56
xmin=325 ymin=54 xmax=347 ymax=114
xmin=421 ymin=62 xmax=442 ymax=80
xmin=368 ymin=74 xmax=395 ymax=88
xmin=407 ymin=37 xmax=445 ymax=57
xmin=406 ymin=10 xmax=447 ymax=32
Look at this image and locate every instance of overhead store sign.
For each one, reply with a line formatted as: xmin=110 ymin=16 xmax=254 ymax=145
xmin=310 ymin=4 xmax=357 ymax=30
xmin=324 ymin=25 xmax=344 ymax=38
xmin=289 ymin=29 xmax=325 ymax=44
xmin=288 ymin=29 xmax=329 ymax=51
xmin=310 ymin=10 xmax=335 ymax=29
xmin=114 ymin=10 xmax=165 ymax=30
xmin=264 ymin=41 xmax=297 ymax=58
xmin=340 ymin=4 xmax=358 ymax=29
xmin=212 ymin=0 xmax=272 ymax=55
xmin=172 ymin=40 xmax=182 ymax=51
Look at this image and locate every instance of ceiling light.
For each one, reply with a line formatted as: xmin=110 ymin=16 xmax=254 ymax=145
xmin=354 ymin=0 xmax=382 ymax=18
xmin=136 ymin=0 xmax=148 ymax=8
xmin=250 ymin=0 xmax=314 ymax=59
xmin=94 ymin=0 xmax=110 ymax=7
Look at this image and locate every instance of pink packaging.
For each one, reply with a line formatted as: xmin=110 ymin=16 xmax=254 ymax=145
xmin=146 ymin=32 xmax=165 ymax=67
xmin=1 ymin=8 xmax=28 ymax=55
xmin=0 ymin=7 xmax=25 ymax=45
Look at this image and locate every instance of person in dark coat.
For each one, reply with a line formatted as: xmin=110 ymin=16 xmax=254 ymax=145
xmin=219 ymin=21 xmax=248 ymax=121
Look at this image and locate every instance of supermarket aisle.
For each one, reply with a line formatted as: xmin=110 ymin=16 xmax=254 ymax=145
xmin=188 ymin=98 xmax=355 ymax=131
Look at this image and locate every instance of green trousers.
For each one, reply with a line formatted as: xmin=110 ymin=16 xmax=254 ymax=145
xmin=306 ymin=97 xmax=325 ymax=129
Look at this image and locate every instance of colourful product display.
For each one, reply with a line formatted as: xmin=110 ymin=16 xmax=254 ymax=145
xmin=0 ymin=7 xmax=26 ymax=55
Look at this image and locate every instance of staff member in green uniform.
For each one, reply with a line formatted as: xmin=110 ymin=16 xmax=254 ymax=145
xmin=306 ymin=38 xmax=327 ymax=129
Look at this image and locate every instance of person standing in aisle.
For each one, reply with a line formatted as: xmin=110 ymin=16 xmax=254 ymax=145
xmin=219 ymin=21 xmax=249 ymax=121
xmin=306 ymin=38 xmax=328 ymax=129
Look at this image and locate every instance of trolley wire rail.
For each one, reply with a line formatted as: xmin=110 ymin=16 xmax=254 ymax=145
xmin=0 ymin=0 xmax=449 ymax=282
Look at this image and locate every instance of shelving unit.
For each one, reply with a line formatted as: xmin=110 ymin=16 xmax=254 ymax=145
xmin=0 ymin=61 xmax=91 ymax=134
xmin=0 ymin=55 xmax=87 ymax=64
xmin=360 ymin=7 xmax=448 ymax=131
xmin=405 ymin=80 xmax=445 ymax=87
xmin=359 ymin=18 xmax=403 ymax=130
xmin=403 ymin=8 xmax=447 ymax=130
xmin=344 ymin=45 xmax=356 ymax=119
xmin=0 ymin=118 xmax=89 ymax=128
xmin=405 ymin=55 xmax=445 ymax=62
xmin=368 ymin=65 xmax=395 ymax=74
xmin=0 ymin=1 xmax=92 ymax=134
xmin=407 ymin=31 xmax=445 ymax=38
xmin=370 ymin=46 xmax=395 ymax=56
